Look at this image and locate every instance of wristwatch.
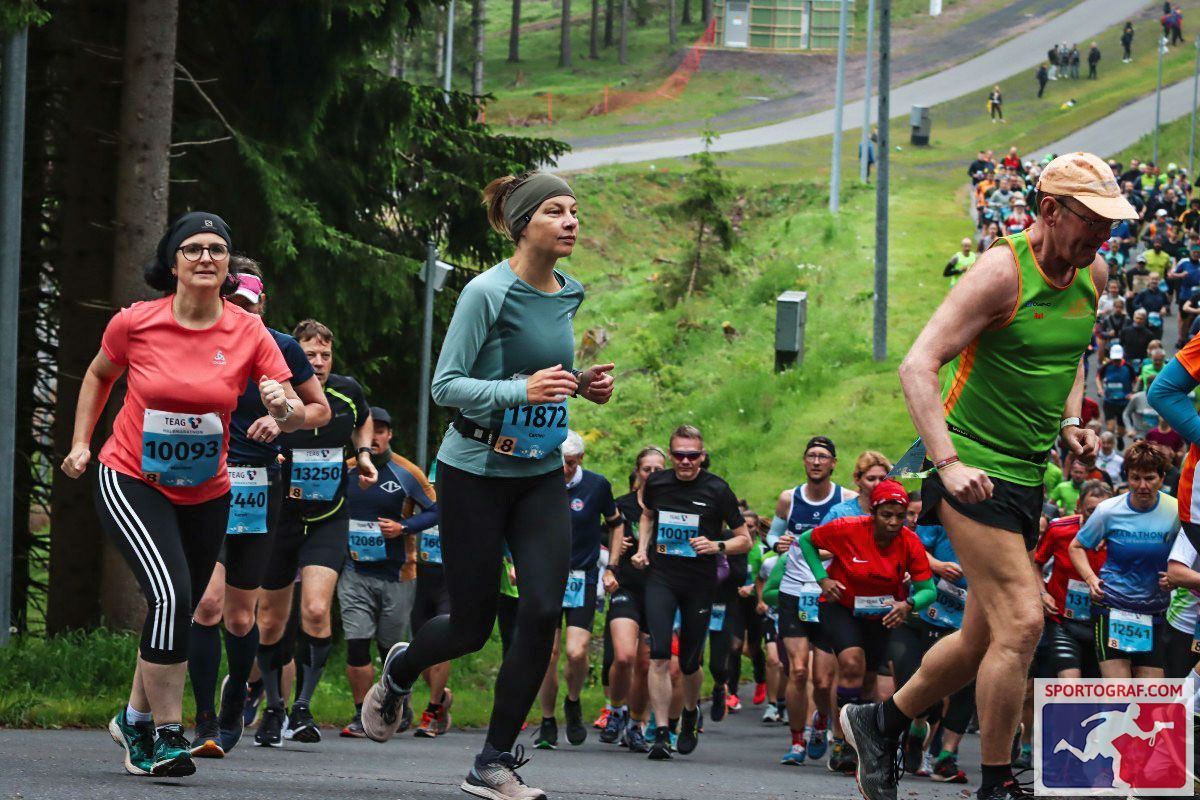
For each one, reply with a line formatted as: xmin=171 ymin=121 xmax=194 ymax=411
xmin=271 ymin=400 xmax=294 ymax=423
xmin=357 ymin=446 xmax=372 ymax=457
xmin=718 ymin=541 xmax=726 ymax=553
xmin=1059 ymin=416 xmax=1082 ymax=430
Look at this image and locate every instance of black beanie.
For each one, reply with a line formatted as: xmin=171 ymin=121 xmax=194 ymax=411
xmin=155 ymin=211 xmax=233 ymax=271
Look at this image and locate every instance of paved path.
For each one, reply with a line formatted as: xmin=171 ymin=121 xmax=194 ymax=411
xmin=0 ymin=708 xmax=986 ymax=800
xmin=555 ymin=0 xmax=1151 ymax=171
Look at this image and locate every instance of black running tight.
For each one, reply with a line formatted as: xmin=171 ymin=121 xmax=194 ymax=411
xmin=387 ymin=461 xmax=570 ymax=752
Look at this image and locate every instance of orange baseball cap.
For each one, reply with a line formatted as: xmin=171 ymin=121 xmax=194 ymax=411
xmin=1036 ymin=152 xmax=1138 ymax=220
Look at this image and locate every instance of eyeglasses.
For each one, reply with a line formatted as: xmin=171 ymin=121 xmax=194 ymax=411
xmin=1054 ymin=198 xmax=1119 ymax=233
xmin=671 ymin=450 xmax=704 ymax=462
xmin=805 ymin=453 xmax=833 ymax=462
xmin=178 ymin=243 xmax=230 ymax=261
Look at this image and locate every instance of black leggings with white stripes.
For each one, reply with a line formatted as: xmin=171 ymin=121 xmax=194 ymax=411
xmin=95 ymin=465 xmax=229 ymax=664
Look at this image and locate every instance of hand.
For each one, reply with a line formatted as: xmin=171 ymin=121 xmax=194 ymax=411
xmin=1087 ymin=576 xmax=1105 ymax=603
xmin=1062 ymin=425 xmax=1099 ymax=459
xmin=61 ymin=443 xmax=91 ymax=479
xmin=259 ymin=375 xmax=290 ymax=419
xmin=934 ymin=561 xmax=964 ymax=582
xmin=246 ymin=415 xmax=281 ymax=444
xmin=691 ymin=536 xmax=719 ymax=555
xmin=631 ymin=551 xmax=649 ymax=570
xmin=526 ymin=364 xmax=578 ymax=404
xmin=1159 ymin=571 xmax=1174 ymax=592
xmin=938 ymin=460 xmax=994 ymax=504
xmin=1040 ymin=590 xmax=1059 ymax=617
xmin=580 ymin=363 xmax=616 ymax=405
xmin=774 ymin=533 xmax=794 ymax=554
xmin=882 ymin=600 xmax=911 ymax=629
xmin=357 ymin=453 xmax=378 ymax=489
xmin=756 ymin=600 xmax=768 ymax=616
xmin=818 ymin=578 xmax=845 ymax=602
xmin=377 ymin=517 xmax=404 ymax=539
xmin=621 ymin=535 xmax=636 ymax=558
xmin=738 ymin=584 xmax=754 ymax=598
xmin=602 ymin=571 xmax=619 ymax=593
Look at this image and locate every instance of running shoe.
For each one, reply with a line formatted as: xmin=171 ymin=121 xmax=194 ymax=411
xmin=623 ymin=722 xmax=650 ymax=753
xmin=415 ymin=706 xmax=440 ymax=738
xmin=710 ymin=684 xmax=726 ymax=722
xmin=244 ymin=681 xmax=265 ymax=727
xmin=190 ymin=710 xmax=224 ymax=758
xmin=287 ymin=703 xmax=321 ymax=744
xmin=255 ymin=705 xmax=285 ymax=748
xmin=777 ymin=703 xmax=789 ymax=725
xmin=902 ymin=727 xmax=926 ymax=775
xmin=726 ymin=694 xmax=742 ymax=714
xmin=435 ymin=688 xmax=453 ymax=735
xmin=361 ymin=642 xmax=413 ymax=743
xmin=762 ymin=704 xmax=780 ymax=724
xmin=592 ymin=707 xmax=610 ymax=730
xmin=532 ymin=717 xmax=558 ymax=750
xmin=151 ymin=724 xmax=197 ymax=777
xmin=676 ymin=708 xmax=699 ymax=755
xmin=780 ymin=743 xmax=807 ymax=766
xmin=976 ymin=776 xmax=1035 ymax=799
xmin=647 ymin=727 xmax=673 ymax=761
xmin=807 ymin=711 xmax=829 ymax=759
xmin=341 ymin=712 xmax=367 ymax=738
xmin=599 ymin=708 xmax=626 ymax=744
xmin=564 ymin=698 xmax=587 ymax=746
xmin=840 ymin=702 xmax=902 ymax=800
xmin=828 ymin=738 xmax=854 ymax=773
xmin=753 ymin=681 xmax=767 ymax=705
xmin=108 ymin=708 xmax=154 ymax=776
xmin=1013 ymin=744 xmax=1032 ymax=770
xmin=461 ymin=744 xmax=546 ymax=800
xmin=217 ymin=675 xmax=246 ymax=754
xmin=930 ymin=752 xmax=967 ymax=783
xmin=915 ymin=750 xmax=933 ymax=778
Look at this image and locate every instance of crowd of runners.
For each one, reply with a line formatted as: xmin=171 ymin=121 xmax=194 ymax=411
xmin=57 ymin=154 xmax=1200 ymax=800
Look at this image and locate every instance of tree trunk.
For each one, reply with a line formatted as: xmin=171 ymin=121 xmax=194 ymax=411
xmin=686 ymin=222 xmax=705 ymax=299
xmin=100 ymin=0 xmax=180 ymax=632
xmin=46 ymin=0 xmax=125 ymax=635
xmin=682 ymin=0 xmax=692 ymax=24
xmin=669 ymin=0 xmax=678 ymax=45
xmin=619 ymin=0 xmax=629 ymax=64
xmin=590 ymin=0 xmax=600 ymax=58
xmin=508 ymin=0 xmax=521 ymax=62
xmin=702 ymin=0 xmax=712 ymax=23
xmin=435 ymin=13 xmax=445 ymax=78
xmin=560 ymin=0 xmax=572 ymax=67
xmin=472 ymin=0 xmax=485 ymax=95
xmin=388 ymin=28 xmax=402 ymax=78
xmin=604 ymin=0 xmax=614 ymax=47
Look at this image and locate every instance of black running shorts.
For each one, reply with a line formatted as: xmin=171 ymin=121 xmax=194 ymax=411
xmin=920 ymin=469 xmax=1044 ymax=550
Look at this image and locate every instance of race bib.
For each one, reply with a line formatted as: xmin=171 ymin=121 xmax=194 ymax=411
xmin=1103 ymin=380 xmax=1127 ymax=403
xmin=765 ymin=606 xmax=779 ymax=622
xmin=226 ymin=467 xmax=268 ymax=535
xmin=1149 ymin=311 xmax=1163 ymax=329
xmin=922 ymin=579 xmax=966 ymax=628
xmin=495 ymin=390 xmax=569 ymax=459
xmin=289 ymin=448 xmax=343 ymax=501
xmin=798 ymin=581 xmax=822 ymax=623
xmin=656 ymin=511 xmax=700 ymax=557
xmin=709 ymin=602 xmax=726 ymax=632
xmin=348 ymin=519 xmax=387 ymax=562
xmin=563 ymin=569 xmax=586 ymax=609
xmin=141 ymin=410 xmax=222 ymax=486
xmin=1064 ymin=579 xmax=1092 ymax=621
xmin=853 ymin=595 xmax=893 ymax=618
xmin=419 ymin=528 xmax=442 ymax=565
xmin=1108 ymin=609 xmax=1153 ymax=653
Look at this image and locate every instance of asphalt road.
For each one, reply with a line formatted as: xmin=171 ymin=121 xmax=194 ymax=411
xmin=0 ymin=705 xmax=986 ymax=800
xmin=554 ymin=0 xmax=1151 ymax=171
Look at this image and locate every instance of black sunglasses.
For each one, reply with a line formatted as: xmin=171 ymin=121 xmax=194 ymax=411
xmin=671 ymin=450 xmax=704 ymax=462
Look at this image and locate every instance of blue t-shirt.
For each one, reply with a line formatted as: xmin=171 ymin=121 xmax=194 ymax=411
xmin=344 ymin=454 xmax=438 ymax=582
xmin=1076 ymin=491 xmax=1180 ymax=614
xmin=821 ymin=495 xmax=870 ymax=524
xmin=1175 ymin=258 xmax=1200 ymax=302
xmin=228 ymin=328 xmax=315 ymax=466
xmin=1099 ymin=361 xmax=1136 ymax=404
xmin=567 ymin=468 xmax=617 ymax=572
xmin=916 ymin=523 xmax=967 ymax=629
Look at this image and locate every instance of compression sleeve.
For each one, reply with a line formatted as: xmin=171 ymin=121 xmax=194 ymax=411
xmin=767 ymin=516 xmax=787 ymax=548
xmin=1148 ymin=359 xmax=1200 ymax=445
xmin=798 ymin=531 xmax=829 ymax=582
xmin=910 ymin=578 xmax=937 ymax=611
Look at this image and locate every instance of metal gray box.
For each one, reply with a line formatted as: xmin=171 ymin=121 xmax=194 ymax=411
xmin=775 ymin=290 xmax=807 ymax=370
xmin=910 ymin=104 xmax=931 ymax=146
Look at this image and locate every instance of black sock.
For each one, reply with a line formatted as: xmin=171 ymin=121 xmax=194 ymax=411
xmin=681 ymin=707 xmax=697 ymax=731
xmin=475 ymin=741 xmax=503 ymax=769
xmin=355 ymin=702 xmax=363 ymax=713
xmin=877 ymin=697 xmax=911 ymax=739
xmin=187 ymin=622 xmax=222 ymax=715
xmin=981 ymin=763 xmax=1013 ymax=791
xmin=668 ymin=717 xmax=679 ymax=734
xmin=297 ymin=634 xmax=332 ymax=707
xmin=256 ymin=641 xmax=284 ymax=709
xmin=223 ymin=624 xmax=260 ymax=696
xmin=655 ymin=725 xmax=670 ymax=742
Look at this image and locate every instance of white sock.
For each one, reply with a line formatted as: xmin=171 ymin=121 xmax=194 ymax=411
xmin=125 ymin=704 xmax=152 ymax=725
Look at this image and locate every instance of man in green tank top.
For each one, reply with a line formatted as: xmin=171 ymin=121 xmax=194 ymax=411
xmin=840 ymin=153 xmax=1137 ymax=800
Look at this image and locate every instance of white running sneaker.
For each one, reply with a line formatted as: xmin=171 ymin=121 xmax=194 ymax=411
xmin=461 ymin=745 xmax=546 ymax=800
xmin=762 ymin=705 xmax=780 ymax=724
xmin=361 ymin=642 xmax=412 ymax=743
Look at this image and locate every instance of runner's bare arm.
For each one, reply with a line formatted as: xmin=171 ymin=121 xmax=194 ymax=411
xmin=61 ymin=350 xmax=126 ymax=478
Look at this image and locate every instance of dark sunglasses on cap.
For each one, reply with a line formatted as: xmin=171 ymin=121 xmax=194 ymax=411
xmin=671 ymin=450 xmax=705 ymax=462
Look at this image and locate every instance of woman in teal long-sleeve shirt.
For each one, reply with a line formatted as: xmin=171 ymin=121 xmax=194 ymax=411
xmin=361 ymin=172 xmax=615 ymax=800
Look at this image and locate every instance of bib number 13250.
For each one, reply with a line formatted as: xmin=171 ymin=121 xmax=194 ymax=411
xmin=495 ymin=398 xmax=568 ymax=459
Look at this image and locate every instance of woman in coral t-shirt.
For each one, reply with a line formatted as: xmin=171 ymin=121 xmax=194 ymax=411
xmin=60 ymin=212 xmax=309 ymax=778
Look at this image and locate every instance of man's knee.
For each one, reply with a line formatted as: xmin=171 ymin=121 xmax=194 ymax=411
xmin=566 ymin=641 xmax=589 ymax=665
xmin=994 ymin=606 xmax=1045 ymax=657
xmin=224 ymin=604 xmax=255 ymax=637
xmin=786 ymin=660 xmax=810 ymax=686
xmin=300 ymin=596 xmax=332 ymax=630
xmin=193 ymin=594 xmax=223 ymax=625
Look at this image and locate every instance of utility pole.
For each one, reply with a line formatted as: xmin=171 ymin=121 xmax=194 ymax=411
xmin=443 ymin=0 xmax=457 ymax=103
xmin=1190 ymin=34 xmax=1199 ymax=177
xmin=873 ymin=0 xmax=890 ymax=362
xmin=1155 ymin=34 xmax=1166 ymax=167
xmin=417 ymin=242 xmax=437 ymax=471
xmin=829 ymin=0 xmax=849 ymax=213
xmin=0 ymin=27 xmax=29 ymax=646
xmin=860 ymin=0 xmax=876 ymax=184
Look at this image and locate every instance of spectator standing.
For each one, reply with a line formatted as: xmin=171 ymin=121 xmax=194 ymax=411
xmin=1088 ymin=42 xmax=1101 ymax=79
xmin=1097 ymin=344 xmax=1138 ymax=438
xmin=1171 ymin=7 xmax=1185 ymax=46
xmin=1068 ymin=44 xmax=1081 ymax=79
xmin=988 ymin=85 xmax=1004 ymax=123
xmin=1119 ymin=308 xmax=1157 ymax=365
xmin=1121 ymin=22 xmax=1135 ymax=62
xmin=1036 ymin=63 xmax=1050 ymax=98
xmin=1047 ymin=46 xmax=1060 ymax=80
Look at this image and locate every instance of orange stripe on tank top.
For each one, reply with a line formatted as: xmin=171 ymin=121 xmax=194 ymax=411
xmin=942 ymin=338 xmax=979 ymax=417
xmin=1179 ymin=448 xmax=1199 ymax=523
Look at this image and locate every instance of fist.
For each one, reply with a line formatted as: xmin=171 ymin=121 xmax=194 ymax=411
xmin=61 ymin=444 xmax=91 ymax=479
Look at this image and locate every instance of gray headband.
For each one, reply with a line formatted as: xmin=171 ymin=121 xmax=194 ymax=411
xmin=504 ymin=173 xmax=575 ymax=241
